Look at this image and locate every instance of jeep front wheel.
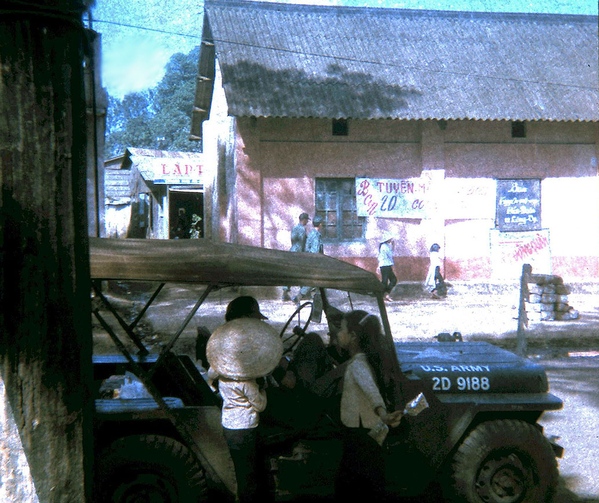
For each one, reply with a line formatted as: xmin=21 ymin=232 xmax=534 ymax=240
xmin=96 ymin=434 xmax=208 ymax=503
xmin=447 ymin=419 xmax=558 ymax=503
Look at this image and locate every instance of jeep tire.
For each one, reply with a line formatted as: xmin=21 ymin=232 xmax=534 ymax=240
xmin=96 ymin=434 xmax=208 ymax=503
xmin=447 ymin=419 xmax=558 ymax=503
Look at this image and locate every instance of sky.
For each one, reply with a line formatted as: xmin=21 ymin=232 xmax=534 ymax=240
xmin=88 ymin=0 xmax=598 ymax=98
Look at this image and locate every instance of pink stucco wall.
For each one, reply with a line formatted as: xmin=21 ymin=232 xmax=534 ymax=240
xmin=219 ymin=116 xmax=599 ymax=282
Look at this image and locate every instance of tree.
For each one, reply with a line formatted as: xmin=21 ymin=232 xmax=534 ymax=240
xmin=105 ymin=46 xmax=201 ymax=158
xmin=105 ymin=91 xmax=156 ymax=157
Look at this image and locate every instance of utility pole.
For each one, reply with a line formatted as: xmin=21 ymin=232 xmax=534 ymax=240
xmin=516 ymin=264 xmax=532 ymax=356
xmin=0 ymin=1 xmax=93 ymax=501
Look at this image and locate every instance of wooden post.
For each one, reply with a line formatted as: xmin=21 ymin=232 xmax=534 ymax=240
xmin=0 ymin=2 xmax=93 ymax=501
xmin=516 ymin=264 xmax=532 ymax=356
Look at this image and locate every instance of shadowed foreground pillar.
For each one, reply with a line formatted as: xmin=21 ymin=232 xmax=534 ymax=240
xmin=0 ymin=2 xmax=93 ymax=501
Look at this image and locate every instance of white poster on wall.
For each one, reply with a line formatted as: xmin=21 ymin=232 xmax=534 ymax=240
xmin=356 ymin=177 xmax=431 ymax=218
xmin=490 ymin=229 xmax=551 ymax=279
xmin=443 ymin=178 xmax=496 ymax=220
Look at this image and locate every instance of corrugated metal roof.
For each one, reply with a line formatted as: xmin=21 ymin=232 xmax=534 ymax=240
xmin=200 ymin=0 xmax=598 ymax=122
xmin=126 ymin=147 xmax=204 ymax=181
xmin=104 ymin=148 xmax=204 ymax=201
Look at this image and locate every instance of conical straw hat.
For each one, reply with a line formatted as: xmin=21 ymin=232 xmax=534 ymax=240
xmin=206 ymin=318 xmax=283 ymax=380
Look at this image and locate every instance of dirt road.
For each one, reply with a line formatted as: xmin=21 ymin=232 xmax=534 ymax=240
xmin=94 ymin=282 xmax=599 ymax=358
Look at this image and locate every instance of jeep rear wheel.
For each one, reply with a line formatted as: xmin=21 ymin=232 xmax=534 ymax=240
xmin=447 ymin=419 xmax=558 ymax=503
xmin=96 ymin=435 xmax=208 ymax=503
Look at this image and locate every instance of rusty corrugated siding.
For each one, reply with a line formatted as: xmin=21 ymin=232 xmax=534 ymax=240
xmin=198 ymin=0 xmax=598 ymax=122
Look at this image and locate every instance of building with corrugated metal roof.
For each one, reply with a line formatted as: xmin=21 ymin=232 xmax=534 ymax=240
xmin=104 ymin=148 xmax=206 ymax=239
xmin=191 ymin=0 xmax=598 ymax=282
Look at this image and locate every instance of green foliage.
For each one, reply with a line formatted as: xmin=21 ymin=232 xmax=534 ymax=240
xmin=104 ymin=46 xmax=201 ymax=159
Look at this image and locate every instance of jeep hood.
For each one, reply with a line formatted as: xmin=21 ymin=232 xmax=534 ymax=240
xmin=396 ymin=341 xmax=552 ymax=394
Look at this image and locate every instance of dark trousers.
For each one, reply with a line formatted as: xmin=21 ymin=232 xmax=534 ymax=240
xmin=380 ymin=266 xmax=397 ymax=292
xmin=224 ymin=427 xmax=269 ymax=503
xmin=335 ymin=428 xmax=388 ymax=503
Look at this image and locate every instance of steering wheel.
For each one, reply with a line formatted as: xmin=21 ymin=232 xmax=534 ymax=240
xmin=279 ymin=301 xmax=314 ymax=352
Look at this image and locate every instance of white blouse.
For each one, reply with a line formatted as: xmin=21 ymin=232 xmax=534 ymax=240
xmin=219 ymin=378 xmax=267 ymax=430
xmin=340 ymin=353 xmax=386 ymax=430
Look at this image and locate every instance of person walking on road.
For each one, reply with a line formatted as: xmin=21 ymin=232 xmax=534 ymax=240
xmin=282 ymin=213 xmax=310 ymax=301
xmin=378 ymin=233 xmax=397 ymax=301
xmin=294 ymin=215 xmax=324 ymax=303
xmin=305 ymin=215 xmax=324 ymax=254
xmin=425 ymin=243 xmax=444 ymax=298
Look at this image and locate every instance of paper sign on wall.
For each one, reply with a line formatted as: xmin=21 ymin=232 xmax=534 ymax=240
xmin=490 ymin=229 xmax=551 ymax=279
xmin=356 ymin=177 xmax=431 ymax=219
xmin=496 ymin=179 xmax=541 ymax=231
xmin=444 ymin=178 xmax=496 ymax=220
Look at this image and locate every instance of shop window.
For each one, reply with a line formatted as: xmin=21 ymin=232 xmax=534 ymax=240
xmin=511 ymin=121 xmax=526 ymax=138
xmin=315 ymin=178 xmax=365 ymax=242
xmin=332 ymin=118 xmax=349 ymax=136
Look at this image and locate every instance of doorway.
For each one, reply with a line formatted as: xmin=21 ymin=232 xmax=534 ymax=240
xmin=168 ymin=189 xmax=204 ymax=239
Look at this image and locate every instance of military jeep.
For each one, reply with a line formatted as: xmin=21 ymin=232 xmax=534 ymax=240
xmin=90 ymin=238 xmax=563 ymax=503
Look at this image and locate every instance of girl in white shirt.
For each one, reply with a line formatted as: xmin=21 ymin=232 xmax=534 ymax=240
xmin=334 ymin=310 xmax=403 ymax=502
xmin=217 ymin=375 xmax=268 ymax=503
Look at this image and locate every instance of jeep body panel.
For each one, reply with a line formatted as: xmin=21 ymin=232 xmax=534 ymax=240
xmin=396 ymin=341 xmax=560 ymax=398
xmin=389 ymin=340 xmax=562 ymax=479
xmin=94 ymin=354 xmax=237 ymax=494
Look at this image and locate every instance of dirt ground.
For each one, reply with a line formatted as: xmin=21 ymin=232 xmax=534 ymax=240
xmin=93 ymin=281 xmax=599 ymax=358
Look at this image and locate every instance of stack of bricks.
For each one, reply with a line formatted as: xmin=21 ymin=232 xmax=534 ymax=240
xmin=526 ymin=274 xmax=579 ymax=322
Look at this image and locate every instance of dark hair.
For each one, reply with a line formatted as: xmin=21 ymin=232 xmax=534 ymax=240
xmin=225 ymin=296 xmax=268 ymax=322
xmin=430 ymin=243 xmax=440 ymax=252
xmin=342 ymin=310 xmax=388 ymax=404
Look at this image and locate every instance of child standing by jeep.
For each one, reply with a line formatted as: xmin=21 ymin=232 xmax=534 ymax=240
xmin=219 ymin=375 xmax=267 ymax=503
xmin=207 ymin=318 xmax=282 ymax=503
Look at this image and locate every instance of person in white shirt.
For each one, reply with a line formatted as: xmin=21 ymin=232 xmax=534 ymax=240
xmin=335 ymin=310 xmax=403 ymax=502
xmin=377 ymin=233 xmax=397 ymax=300
xmin=206 ymin=298 xmax=277 ymax=503
xmin=219 ymin=376 xmax=267 ymax=503
xmin=425 ymin=243 xmax=443 ymax=294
